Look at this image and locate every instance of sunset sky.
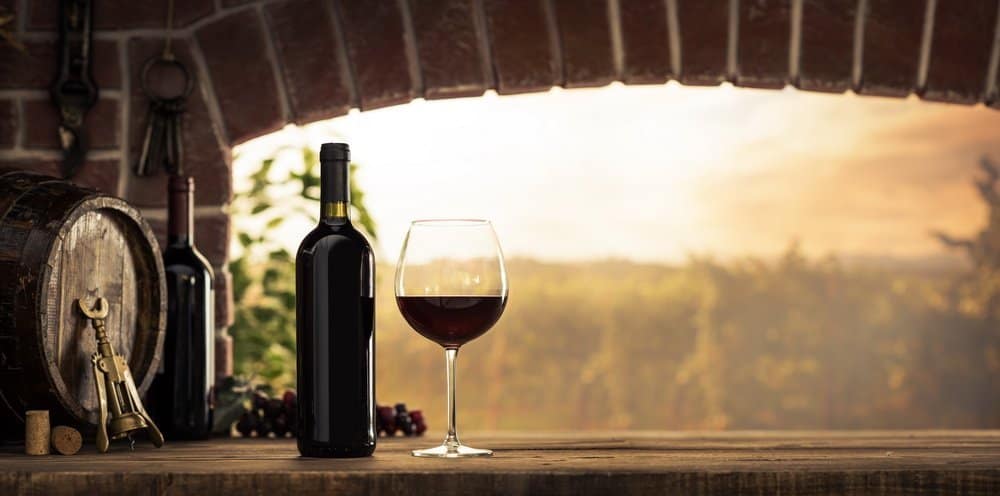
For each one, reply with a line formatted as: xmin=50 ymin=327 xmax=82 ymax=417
xmin=234 ymin=83 xmax=1000 ymax=265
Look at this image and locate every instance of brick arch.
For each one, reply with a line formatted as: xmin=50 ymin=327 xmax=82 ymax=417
xmin=1 ymin=0 xmax=999 ymax=375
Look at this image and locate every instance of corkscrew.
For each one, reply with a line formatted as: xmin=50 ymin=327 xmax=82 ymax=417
xmin=78 ymin=296 xmax=164 ymax=453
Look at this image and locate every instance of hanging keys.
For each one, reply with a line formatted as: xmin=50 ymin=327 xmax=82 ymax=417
xmin=135 ymin=56 xmax=193 ymax=177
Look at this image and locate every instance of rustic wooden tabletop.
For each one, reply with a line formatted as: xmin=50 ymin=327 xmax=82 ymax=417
xmin=1 ymin=431 xmax=998 ymax=495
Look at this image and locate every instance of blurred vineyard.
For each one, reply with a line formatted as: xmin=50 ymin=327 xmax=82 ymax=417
xmin=229 ymin=152 xmax=1000 ymax=430
xmin=377 ymin=253 xmax=998 ymax=430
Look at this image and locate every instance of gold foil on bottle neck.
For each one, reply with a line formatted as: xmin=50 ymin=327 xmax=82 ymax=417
xmin=323 ymin=201 xmax=349 ymax=218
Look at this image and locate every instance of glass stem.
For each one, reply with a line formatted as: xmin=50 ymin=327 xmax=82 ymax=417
xmin=445 ymin=348 xmax=460 ymax=448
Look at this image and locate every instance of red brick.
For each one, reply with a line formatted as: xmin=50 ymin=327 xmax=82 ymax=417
xmin=482 ymin=0 xmax=560 ymax=94
xmin=0 ymin=160 xmax=56 ymax=177
xmin=923 ymin=0 xmax=999 ymax=104
xmin=264 ymin=0 xmax=352 ymax=123
xmin=0 ymin=38 xmax=120 ymax=90
xmin=92 ymin=40 xmax=122 ymax=90
xmin=215 ymin=330 xmax=234 ymax=378
xmin=676 ymin=0 xmax=730 ymax=85
xmin=798 ymin=0 xmax=856 ymax=93
xmin=197 ymin=213 xmax=231 ymax=267
xmin=149 ymin=213 xmax=230 ymax=267
xmin=551 ymin=0 xmax=616 ymax=88
xmin=214 ymin=268 xmax=234 ymax=328
xmin=73 ymin=160 xmax=120 ymax=193
xmin=737 ymin=0 xmax=790 ymax=89
xmin=335 ymin=0 xmax=415 ymax=109
xmin=0 ymin=101 xmax=14 ymax=149
xmin=195 ymin=9 xmax=284 ymax=144
xmin=619 ymin=0 xmax=672 ymax=84
xmin=127 ymin=37 xmax=231 ymax=207
xmin=23 ymin=98 xmax=119 ymax=150
xmin=28 ymin=0 xmax=214 ymax=30
xmin=0 ymin=40 xmax=55 ymax=89
xmin=0 ymin=160 xmax=51 ymax=177
xmin=0 ymin=159 xmax=120 ymax=194
xmin=858 ymin=0 xmax=925 ymax=97
xmin=408 ymin=0 xmax=487 ymax=99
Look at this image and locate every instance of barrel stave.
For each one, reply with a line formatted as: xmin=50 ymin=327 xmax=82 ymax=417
xmin=0 ymin=171 xmax=165 ymax=438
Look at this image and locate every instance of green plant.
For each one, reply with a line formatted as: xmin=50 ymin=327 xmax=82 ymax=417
xmin=228 ymin=144 xmax=376 ymax=392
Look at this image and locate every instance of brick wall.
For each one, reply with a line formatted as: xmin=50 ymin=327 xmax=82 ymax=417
xmin=2 ymin=0 xmax=999 ymax=376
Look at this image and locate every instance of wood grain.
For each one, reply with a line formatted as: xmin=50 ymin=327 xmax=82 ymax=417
xmin=48 ymin=209 xmax=133 ymax=416
xmin=0 ymin=431 xmax=996 ymax=495
xmin=0 ymin=172 xmax=166 ymax=437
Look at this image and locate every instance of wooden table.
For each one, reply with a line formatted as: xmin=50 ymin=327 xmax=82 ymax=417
xmin=1 ymin=431 xmax=998 ymax=495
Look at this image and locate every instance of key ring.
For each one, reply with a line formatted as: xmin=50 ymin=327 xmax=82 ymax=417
xmin=140 ymin=55 xmax=194 ymax=103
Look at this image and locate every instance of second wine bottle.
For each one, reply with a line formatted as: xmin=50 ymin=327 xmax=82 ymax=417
xmin=296 ymin=142 xmax=376 ymax=457
xmin=150 ymin=175 xmax=216 ymax=439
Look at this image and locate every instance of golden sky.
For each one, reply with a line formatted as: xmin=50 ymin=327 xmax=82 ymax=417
xmin=235 ymin=83 xmax=1000 ymax=265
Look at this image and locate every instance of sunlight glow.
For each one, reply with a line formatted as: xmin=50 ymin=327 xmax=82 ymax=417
xmin=233 ymin=84 xmax=1000 ymax=265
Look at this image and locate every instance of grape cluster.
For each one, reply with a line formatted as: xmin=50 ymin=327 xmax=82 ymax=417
xmin=236 ymin=390 xmax=298 ymax=438
xmin=233 ymin=390 xmax=426 ymax=438
xmin=377 ymin=403 xmax=427 ymax=437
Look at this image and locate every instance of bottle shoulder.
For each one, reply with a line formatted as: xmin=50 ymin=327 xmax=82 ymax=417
xmin=164 ymin=245 xmax=215 ymax=278
xmin=297 ymin=222 xmax=373 ymax=257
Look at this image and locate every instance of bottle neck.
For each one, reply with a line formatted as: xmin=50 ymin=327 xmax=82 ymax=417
xmin=168 ymin=187 xmax=194 ymax=246
xmin=320 ymin=159 xmax=350 ymax=222
xmin=322 ymin=201 xmax=350 ymax=221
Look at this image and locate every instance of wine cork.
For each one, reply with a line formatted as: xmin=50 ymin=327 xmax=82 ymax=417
xmin=51 ymin=426 xmax=82 ymax=455
xmin=25 ymin=410 xmax=50 ymax=455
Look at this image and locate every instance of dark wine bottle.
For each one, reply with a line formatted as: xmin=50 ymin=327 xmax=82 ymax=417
xmin=150 ymin=175 xmax=216 ymax=440
xmin=296 ymin=142 xmax=376 ymax=457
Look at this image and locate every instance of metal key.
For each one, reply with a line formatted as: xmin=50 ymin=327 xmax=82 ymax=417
xmin=162 ymin=98 xmax=185 ymax=175
xmin=134 ymin=56 xmax=193 ymax=177
xmin=136 ymin=101 xmax=166 ymax=176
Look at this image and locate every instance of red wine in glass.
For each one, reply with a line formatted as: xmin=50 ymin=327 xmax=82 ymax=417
xmin=396 ymin=296 xmax=506 ymax=348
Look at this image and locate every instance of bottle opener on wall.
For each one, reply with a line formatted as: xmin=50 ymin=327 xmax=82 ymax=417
xmin=51 ymin=0 xmax=98 ymax=179
xmin=77 ymin=297 xmax=164 ymax=453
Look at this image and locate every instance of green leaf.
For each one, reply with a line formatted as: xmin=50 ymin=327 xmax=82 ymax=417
xmin=265 ymin=217 xmax=283 ymax=229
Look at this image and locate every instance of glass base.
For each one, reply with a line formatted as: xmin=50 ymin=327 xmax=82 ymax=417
xmin=412 ymin=441 xmax=493 ymax=458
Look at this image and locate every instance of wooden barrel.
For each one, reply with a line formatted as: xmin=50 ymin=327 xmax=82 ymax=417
xmin=0 ymin=171 xmax=166 ymax=439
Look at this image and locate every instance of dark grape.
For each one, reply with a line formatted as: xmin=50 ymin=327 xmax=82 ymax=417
xmin=395 ymin=403 xmax=414 ymax=436
xmin=265 ymin=398 xmax=284 ymax=419
xmin=288 ymin=407 xmax=299 ymax=437
xmin=376 ymin=405 xmax=396 ymax=436
xmin=409 ymin=410 xmax=426 ymax=435
xmin=282 ymin=390 xmax=297 ymax=412
xmin=256 ymin=416 xmax=273 ymax=438
xmin=236 ymin=410 xmax=256 ymax=437
xmin=252 ymin=391 xmax=269 ymax=411
xmin=273 ymin=412 xmax=289 ymax=437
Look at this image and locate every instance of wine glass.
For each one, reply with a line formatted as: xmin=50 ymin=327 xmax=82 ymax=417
xmin=395 ymin=220 xmax=508 ymax=458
